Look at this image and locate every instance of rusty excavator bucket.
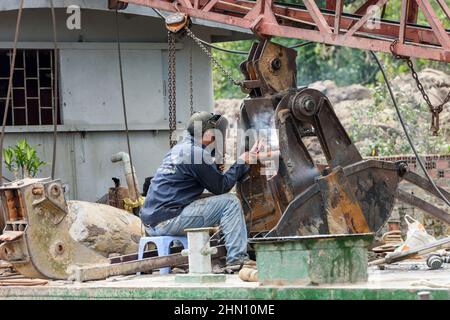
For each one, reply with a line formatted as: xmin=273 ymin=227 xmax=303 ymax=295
xmin=237 ymin=40 xmax=450 ymax=237
xmin=0 ymin=178 xmax=143 ymax=279
xmin=0 ymin=40 xmax=447 ymax=281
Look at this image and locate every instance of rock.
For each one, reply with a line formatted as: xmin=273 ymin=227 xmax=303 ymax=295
xmin=310 ymin=81 xmax=373 ymax=104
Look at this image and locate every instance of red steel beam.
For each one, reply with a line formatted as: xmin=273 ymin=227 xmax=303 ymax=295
xmin=326 ymin=0 xmax=337 ymax=11
xmin=202 ymin=0 xmax=220 ymax=11
xmin=214 ymin=0 xmax=447 ymax=47
xmin=406 ymin=0 xmax=419 ymax=23
xmin=399 ymin=0 xmax=408 ymax=44
xmin=303 ymin=0 xmax=333 ymax=33
xmin=415 ymin=0 xmax=450 ymax=49
xmin=436 ymin=0 xmax=450 ymax=19
xmin=120 ymin=0 xmax=450 ymax=62
xmin=355 ymin=0 xmax=380 ymax=15
xmin=334 ymin=0 xmax=343 ymax=34
xmin=346 ymin=0 xmax=390 ymax=38
xmin=259 ymin=21 xmax=450 ymax=62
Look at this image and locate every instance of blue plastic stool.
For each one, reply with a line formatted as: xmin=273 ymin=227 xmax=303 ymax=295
xmin=137 ymin=236 xmax=188 ymax=275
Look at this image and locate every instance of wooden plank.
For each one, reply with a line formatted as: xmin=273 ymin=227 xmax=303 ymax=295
xmin=303 ymin=0 xmax=332 ymax=33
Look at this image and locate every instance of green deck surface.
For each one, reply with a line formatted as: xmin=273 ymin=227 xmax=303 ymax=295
xmin=0 ymin=263 xmax=449 ymax=300
xmin=0 ymin=283 xmax=448 ymax=300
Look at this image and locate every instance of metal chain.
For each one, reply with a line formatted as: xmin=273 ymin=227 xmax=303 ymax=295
xmin=184 ymin=26 xmax=243 ymax=87
xmin=390 ymin=40 xmax=449 ymax=135
xmin=168 ymin=31 xmax=177 ymax=148
xmin=189 ymin=43 xmax=194 ymax=116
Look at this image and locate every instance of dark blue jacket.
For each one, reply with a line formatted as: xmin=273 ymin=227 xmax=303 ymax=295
xmin=140 ymin=136 xmax=250 ymax=227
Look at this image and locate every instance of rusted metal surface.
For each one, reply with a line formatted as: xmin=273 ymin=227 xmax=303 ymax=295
xmin=234 ymin=40 xmax=447 ymax=238
xmin=237 ymin=41 xmax=374 ymax=236
xmin=341 ymin=160 xmax=404 ymax=231
xmin=241 ymin=41 xmax=297 ymax=96
xmin=121 ymin=0 xmax=450 ymax=62
xmin=396 ymin=189 xmax=450 ymax=225
xmin=0 ymin=179 xmax=107 ymax=279
xmin=0 ymin=179 xmax=143 ymax=280
xmin=69 ymin=245 xmax=227 ymax=282
xmin=403 ymin=171 xmax=450 ymax=201
xmin=108 ymin=186 xmax=129 ymax=210
xmin=317 ymin=168 xmax=369 ymax=234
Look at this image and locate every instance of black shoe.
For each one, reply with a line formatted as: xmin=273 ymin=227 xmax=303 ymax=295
xmin=223 ymin=259 xmax=256 ymax=274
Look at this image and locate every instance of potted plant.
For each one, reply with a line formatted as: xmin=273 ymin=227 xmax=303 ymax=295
xmin=3 ymin=139 xmax=47 ymax=180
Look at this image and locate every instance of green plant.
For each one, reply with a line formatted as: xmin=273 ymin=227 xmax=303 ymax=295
xmin=3 ymin=139 xmax=47 ymax=179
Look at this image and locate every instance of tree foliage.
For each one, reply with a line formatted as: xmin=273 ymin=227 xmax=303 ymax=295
xmin=3 ymin=139 xmax=47 ymax=179
xmin=211 ymin=1 xmax=450 ymax=156
xmin=212 ymin=0 xmax=450 ymax=99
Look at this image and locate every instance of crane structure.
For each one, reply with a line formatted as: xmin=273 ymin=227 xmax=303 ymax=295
xmin=108 ymin=0 xmax=449 ymax=235
xmin=0 ymin=0 xmax=448 ymax=280
xmin=111 ymin=0 xmax=450 ymax=62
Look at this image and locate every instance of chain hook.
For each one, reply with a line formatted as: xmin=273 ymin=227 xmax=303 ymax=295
xmin=389 ymin=40 xmax=448 ymax=135
xmin=389 ymin=40 xmax=404 ymax=59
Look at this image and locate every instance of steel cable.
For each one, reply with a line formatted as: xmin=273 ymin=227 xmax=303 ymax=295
xmin=0 ymin=0 xmax=25 ymax=186
xmin=115 ymin=10 xmax=140 ymax=203
xmin=370 ymin=51 xmax=450 ymax=207
xmin=50 ymin=0 xmax=59 ymax=179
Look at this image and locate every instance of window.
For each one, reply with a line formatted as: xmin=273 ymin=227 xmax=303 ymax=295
xmin=438 ymin=170 xmax=445 ymax=178
xmin=0 ymin=49 xmax=61 ymax=126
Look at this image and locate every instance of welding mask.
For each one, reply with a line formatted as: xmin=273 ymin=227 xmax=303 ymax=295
xmin=187 ymin=111 xmax=228 ymax=163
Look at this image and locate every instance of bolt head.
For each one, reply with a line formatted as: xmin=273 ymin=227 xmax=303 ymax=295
xmin=271 ymin=58 xmax=281 ymax=71
xmin=304 ymin=98 xmax=316 ymax=112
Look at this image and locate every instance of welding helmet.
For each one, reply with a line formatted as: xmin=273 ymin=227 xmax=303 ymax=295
xmin=187 ymin=111 xmax=228 ymax=138
xmin=187 ymin=111 xmax=228 ymax=162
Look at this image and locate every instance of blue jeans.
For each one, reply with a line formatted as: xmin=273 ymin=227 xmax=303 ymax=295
xmin=146 ymin=194 xmax=248 ymax=263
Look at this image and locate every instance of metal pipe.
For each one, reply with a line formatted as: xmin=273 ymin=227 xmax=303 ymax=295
xmin=111 ymin=152 xmax=140 ymax=201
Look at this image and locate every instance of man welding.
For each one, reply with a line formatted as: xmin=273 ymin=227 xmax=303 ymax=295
xmin=140 ymin=111 xmax=259 ymax=272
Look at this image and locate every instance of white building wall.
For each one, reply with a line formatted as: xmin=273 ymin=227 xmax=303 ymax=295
xmin=0 ymin=8 xmax=218 ymax=201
